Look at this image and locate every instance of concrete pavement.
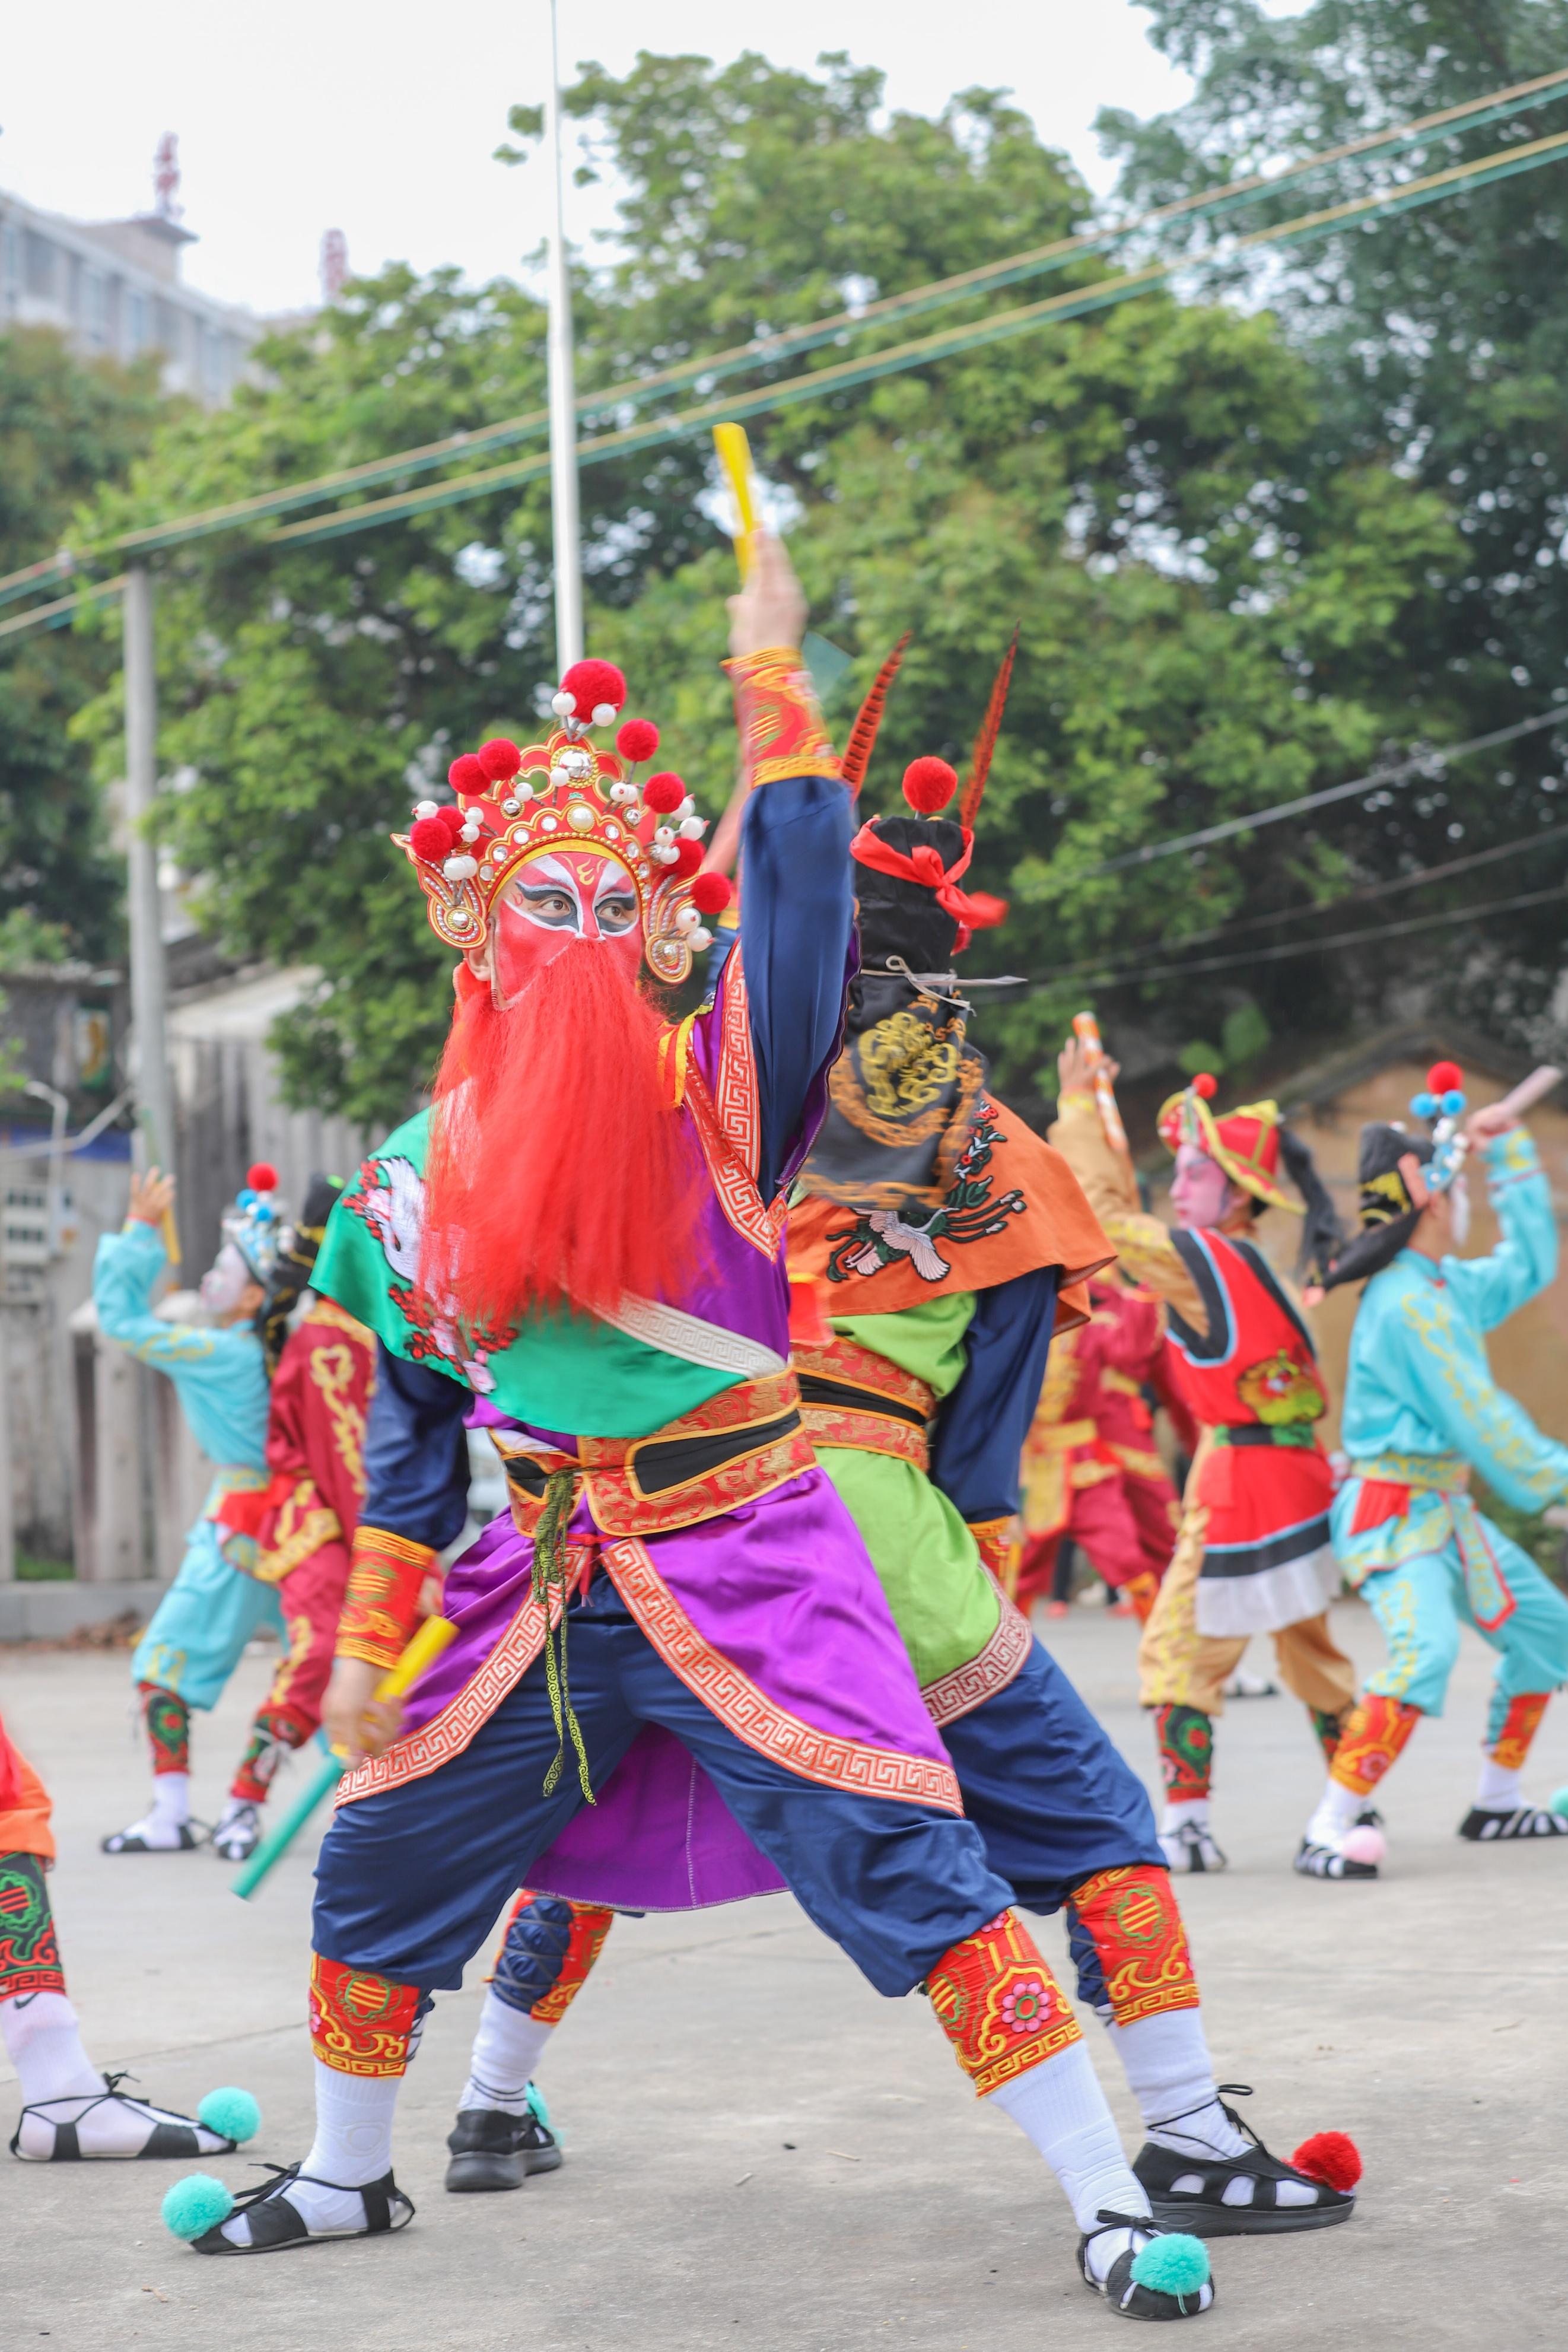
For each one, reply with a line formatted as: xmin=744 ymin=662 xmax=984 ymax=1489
xmin=3 ymin=1597 xmax=1566 ymax=2352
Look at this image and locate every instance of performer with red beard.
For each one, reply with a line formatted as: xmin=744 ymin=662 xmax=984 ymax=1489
xmin=168 ymin=540 xmax=1219 ymax=2320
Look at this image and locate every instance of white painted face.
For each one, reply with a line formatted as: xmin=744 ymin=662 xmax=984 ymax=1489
xmin=199 ymin=1240 xmax=253 ymax=1317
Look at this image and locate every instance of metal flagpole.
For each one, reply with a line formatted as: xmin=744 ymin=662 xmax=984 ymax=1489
xmin=545 ymin=0 xmax=583 ymax=673
xmin=123 ymin=567 xmax=176 ymax=1184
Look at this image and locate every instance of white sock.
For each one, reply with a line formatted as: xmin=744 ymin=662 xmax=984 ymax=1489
xmin=1304 ymin=1776 xmax=1363 ymax=1849
xmin=115 ymin=1773 xmax=191 ymax=1849
xmin=458 ymin=1991 xmax=551 ymax=2114
xmin=221 ymin=2059 xmax=399 ymax=2245
xmin=1110 ymin=2009 xmax=1245 ymax=2158
xmin=2 ymin=1991 xmax=103 ymax=2102
xmin=987 ymin=2039 xmax=1150 ymax=2281
xmin=1476 ymin=1756 xmax=1524 ymax=1810
xmin=1159 ymin=1797 xmax=1209 ymax=1834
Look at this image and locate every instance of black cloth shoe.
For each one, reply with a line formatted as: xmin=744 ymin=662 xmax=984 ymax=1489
xmin=10 ymin=2074 xmax=234 ymax=2162
xmin=445 ymin=2102 xmax=562 ymax=2192
xmin=100 ymin=1821 xmax=205 ymax=1854
xmin=1134 ymin=2087 xmax=1356 ymax=2236
xmin=1078 ymin=2213 xmax=1215 ymax=2319
xmin=1458 ymin=1804 xmax=1568 ymax=1842
xmin=191 ymin=2163 xmax=414 ymax=2254
xmin=1293 ymin=1838 xmax=1377 ymax=1880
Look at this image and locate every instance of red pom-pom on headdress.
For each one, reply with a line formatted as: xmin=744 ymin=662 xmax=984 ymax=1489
xmin=903 ymin=757 xmax=958 ymax=814
xmin=477 ymin=738 xmax=521 ymax=783
xmin=1191 ymin=1072 xmax=1220 ymax=1099
xmin=410 ymin=815 xmax=457 ymax=862
xmin=691 ymin=873 xmax=732 ymax=916
xmin=1289 ymin=2132 xmax=1362 ymax=2192
xmin=670 ymin=838 xmax=704 ymax=880
xmin=643 ymin=773 xmax=686 ymax=815
xmin=559 ymin=659 xmax=626 ymax=720
xmin=1427 ymin=1060 xmax=1464 ymax=1096
xmin=246 ymin=1162 xmax=279 ymax=1193
xmin=616 ymin=718 xmax=659 ymax=763
xmin=448 ymin=753 xmax=486 ymax=794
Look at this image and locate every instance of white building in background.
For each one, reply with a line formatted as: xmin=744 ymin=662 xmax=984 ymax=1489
xmin=0 ymin=186 xmax=260 ymax=405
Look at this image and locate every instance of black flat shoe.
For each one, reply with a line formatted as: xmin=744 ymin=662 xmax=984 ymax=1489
xmin=1078 ymin=2211 xmax=1214 ymax=2319
xmin=189 ymin=2163 xmax=414 ymax=2254
xmin=100 ymin=1822 xmax=206 ymax=1854
xmin=1134 ymin=2087 xmax=1359 ymax=2236
xmin=1458 ymin=1804 xmax=1568 ymax=1841
xmin=445 ymin=2101 xmax=562 ymax=2192
xmin=1293 ymin=1838 xmax=1377 ymax=1880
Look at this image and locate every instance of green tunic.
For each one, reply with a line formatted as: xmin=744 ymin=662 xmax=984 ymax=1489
xmin=816 ymin=1292 xmax=1003 ymax=1690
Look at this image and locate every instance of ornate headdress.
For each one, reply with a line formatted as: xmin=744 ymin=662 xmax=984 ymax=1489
xmin=1157 ymin=1073 xmax=1344 ymax=1284
xmin=843 ymin=628 xmax=1017 ymax=961
xmin=1320 ymin=1060 xmax=1462 ymax=1292
xmin=258 ymin=1171 xmax=343 ymax=1374
xmin=222 ymin=1161 xmax=285 ymax=1285
xmin=399 ymin=660 xmax=731 ymax=987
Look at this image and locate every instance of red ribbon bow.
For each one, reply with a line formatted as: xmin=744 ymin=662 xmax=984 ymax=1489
xmin=849 ymin=819 xmax=1008 ymax=935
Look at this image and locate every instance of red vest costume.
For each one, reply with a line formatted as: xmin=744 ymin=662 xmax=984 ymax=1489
xmin=1163 ymin=1228 xmax=1338 ymax=1638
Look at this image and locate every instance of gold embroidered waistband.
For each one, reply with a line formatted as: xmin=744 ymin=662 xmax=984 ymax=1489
xmin=1350 ymin=1451 xmax=1469 ymax=1494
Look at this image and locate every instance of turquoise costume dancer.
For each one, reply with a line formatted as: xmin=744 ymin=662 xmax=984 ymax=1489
xmin=1297 ymin=1069 xmax=1568 ymax=1877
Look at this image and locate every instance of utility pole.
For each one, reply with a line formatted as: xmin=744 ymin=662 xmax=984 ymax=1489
xmin=123 ymin=567 xmax=174 ymax=1180
xmin=544 ymin=0 xmax=583 ymax=675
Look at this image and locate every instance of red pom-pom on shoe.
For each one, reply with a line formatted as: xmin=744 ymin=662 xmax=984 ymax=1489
xmin=616 ymin=718 xmax=660 ymax=763
xmin=902 ymin=756 xmax=958 ymax=814
xmin=1289 ymin=2131 xmax=1362 ymax=2191
xmin=1427 ymin=1060 xmax=1464 ymax=1096
xmin=1191 ymin=1072 xmax=1220 ymax=1099
xmin=476 ymin=738 xmax=522 ymax=783
xmin=559 ymin=659 xmax=626 ymax=720
xmin=691 ymin=873 xmax=732 ymax=916
xmin=643 ymin=773 xmax=686 ymax=815
xmin=448 ymin=753 xmax=486 ymax=794
xmin=669 ymin=838 xmax=704 ymax=880
xmin=411 ymin=816 xmax=459 ymax=861
xmin=246 ymin=1162 xmax=279 ymax=1194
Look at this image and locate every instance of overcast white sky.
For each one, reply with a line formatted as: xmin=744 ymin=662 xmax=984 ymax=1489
xmin=1 ymin=2 xmax=1191 ymax=316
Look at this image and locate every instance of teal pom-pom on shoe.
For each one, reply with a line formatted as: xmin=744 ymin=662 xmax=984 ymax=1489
xmin=1130 ymin=2233 xmax=1211 ymax=2296
xmin=163 ymin=2173 xmax=236 ymax=2241
xmin=197 ymin=2087 xmax=261 ymax=2144
xmin=1548 ymin=1785 xmax=1568 ymax=1820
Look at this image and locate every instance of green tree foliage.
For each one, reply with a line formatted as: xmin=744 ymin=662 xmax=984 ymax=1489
xmin=1098 ymin=0 xmax=1568 ymax=1050
xmin=0 ymin=328 xmax=164 ymax=964
xmin=72 ymin=49 xmax=1478 ymax=1123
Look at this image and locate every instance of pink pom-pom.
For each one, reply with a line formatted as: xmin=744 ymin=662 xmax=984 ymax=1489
xmin=448 ymin=753 xmax=487 ymax=794
xmin=1427 ymin=1059 xmax=1464 ymax=1096
xmin=643 ymin=773 xmax=686 ymax=815
xmin=1191 ymin=1072 xmax=1219 ymax=1100
xmin=559 ymin=659 xmax=626 ymax=719
xmin=669 ymin=838 xmax=704 ymax=880
xmin=476 ymin=738 xmax=521 ymax=783
xmin=1341 ymin=1825 xmax=1386 ymax=1868
xmin=246 ymin=1162 xmax=279 ymax=1193
xmin=1289 ymin=2131 xmax=1362 ymax=2192
xmin=691 ymin=873 xmax=732 ymax=917
xmin=902 ymin=756 xmax=957 ymax=814
xmin=616 ymin=718 xmax=660 ymax=763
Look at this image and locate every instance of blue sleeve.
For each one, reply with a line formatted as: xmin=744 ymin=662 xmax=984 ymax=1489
xmin=93 ymin=1222 xmax=253 ymax=1376
xmin=930 ymin=1269 xmax=1060 ymax=1523
xmin=361 ymin=1345 xmax=472 ymax=1550
xmin=739 ymin=775 xmax=854 ymax=1200
xmin=1443 ymin=1129 xmax=1559 ymax=1331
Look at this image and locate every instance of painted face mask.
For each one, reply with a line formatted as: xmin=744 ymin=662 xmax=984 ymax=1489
xmin=489 ymin=846 xmax=643 ymax=1007
xmin=199 ymin=1240 xmax=255 ymax=1318
xmin=1170 ymin=1143 xmax=1233 ymax=1231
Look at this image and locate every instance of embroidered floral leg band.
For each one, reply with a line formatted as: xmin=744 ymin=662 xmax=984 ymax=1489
xmin=1154 ymin=1702 xmax=1213 ymax=1802
xmin=1329 ymin=1694 xmax=1421 ymax=1796
xmin=0 ymin=1853 xmax=66 ymax=2003
xmin=231 ymin=1702 xmax=314 ymax=1802
xmin=139 ymin=1682 xmax=190 ymax=1776
xmin=1489 ymin=1691 xmax=1550 ymax=1771
xmin=491 ymin=1891 xmax=614 ymax=2023
xmin=1065 ymin=1867 xmax=1199 ymax=2028
xmin=927 ymin=1908 xmax=1082 ymax=2096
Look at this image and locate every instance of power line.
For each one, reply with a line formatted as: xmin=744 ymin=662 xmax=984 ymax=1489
xmin=2 ymin=63 xmax=1566 ymax=610
xmin=1066 ymin=706 xmax=1568 ymax=880
xmin=1052 ymin=881 xmax=1568 ymax=993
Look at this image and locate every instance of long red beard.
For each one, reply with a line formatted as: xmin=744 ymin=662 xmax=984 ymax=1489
xmin=421 ymin=944 xmax=705 ymax=1329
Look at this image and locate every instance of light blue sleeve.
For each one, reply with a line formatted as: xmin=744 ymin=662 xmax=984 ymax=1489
xmin=1442 ymin=1129 xmax=1559 ymax=1331
xmin=92 ymin=1222 xmax=255 ymax=1380
xmin=1389 ymin=1272 xmax=1568 ymax=1509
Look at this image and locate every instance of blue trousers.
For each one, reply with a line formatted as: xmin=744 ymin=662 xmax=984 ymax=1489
xmin=131 ymin=1520 xmax=284 ymax=1711
xmin=314 ymin=1578 xmax=1008 ymax=1999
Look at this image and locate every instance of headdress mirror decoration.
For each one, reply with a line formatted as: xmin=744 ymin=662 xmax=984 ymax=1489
xmin=397 ymin=659 xmax=731 ymax=987
xmin=1408 ymin=1059 xmax=1468 ymax=1193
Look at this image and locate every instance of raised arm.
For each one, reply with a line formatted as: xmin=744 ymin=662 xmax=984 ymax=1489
xmin=1443 ymin=1127 xmax=1559 ymax=1331
xmin=93 ymin=1216 xmax=253 ymax=1377
xmin=1049 ymin=1051 xmax=1210 ymax=1336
